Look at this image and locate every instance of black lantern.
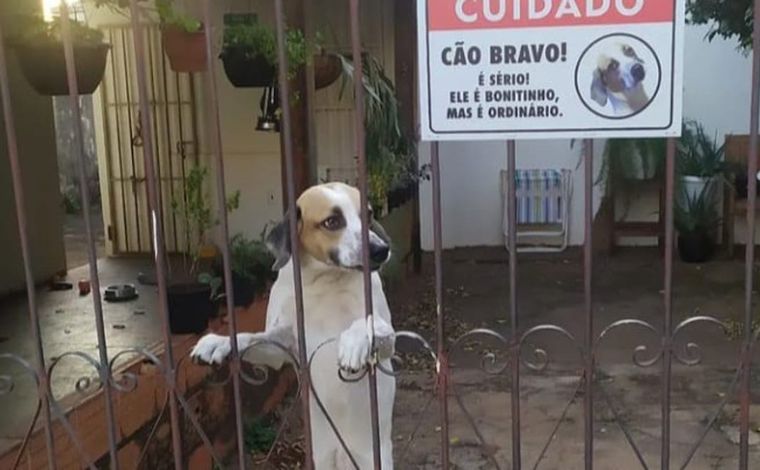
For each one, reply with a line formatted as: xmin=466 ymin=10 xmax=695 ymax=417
xmin=256 ymin=85 xmax=280 ymax=132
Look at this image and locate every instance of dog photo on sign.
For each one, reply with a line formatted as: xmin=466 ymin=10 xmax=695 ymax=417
xmin=578 ymin=34 xmax=660 ymax=119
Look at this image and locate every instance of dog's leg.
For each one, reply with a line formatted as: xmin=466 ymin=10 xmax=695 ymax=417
xmin=190 ymin=325 xmax=295 ymax=369
xmin=337 ymin=316 xmax=395 ymax=373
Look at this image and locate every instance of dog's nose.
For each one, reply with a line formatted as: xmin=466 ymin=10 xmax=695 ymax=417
xmin=631 ymin=63 xmax=645 ymax=82
xmin=369 ymin=243 xmax=390 ymax=263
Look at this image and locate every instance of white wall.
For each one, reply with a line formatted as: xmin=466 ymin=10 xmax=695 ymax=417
xmin=421 ymin=24 xmax=755 ymax=251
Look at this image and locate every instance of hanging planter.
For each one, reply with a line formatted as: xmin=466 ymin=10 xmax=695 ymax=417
xmin=161 ymin=24 xmax=207 ymax=73
xmin=220 ymin=48 xmax=276 ymax=88
xmin=314 ymin=51 xmax=341 ymax=90
xmin=220 ymin=18 xmax=307 ymax=89
xmin=15 ymin=42 xmax=110 ymax=96
xmin=156 ymin=0 xmax=207 ymax=73
xmin=11 ymin=16 xmax=110 ymax=96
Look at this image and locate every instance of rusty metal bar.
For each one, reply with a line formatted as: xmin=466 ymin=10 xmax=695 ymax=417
xmin=739 ymin=1 xmax=760 ymax=466
xmin=583 ymin=139 xmax=594 ymax=470
xmin=273 ymin=0 xmax=314 ymax=468
xmin=201 ymin=1 xmax=247 ymax=467
xmin=507 ymin=140 xmax=521 ymax=468
xmin=660 ymin=137 xmax=676 ymax=470
xmin=348 ymin=0 xmax=383 ymax=467
xmin=58 ymin=4 xmax=119 ymax=467
xmin=120 ymin=28 xmax=142 ymax=252
xmin=158 ymin=33 xmax=179 ymax=252
xmin=431 ymin=142 xmax=450 ymax=469
xmin=0 ymin=17 xmax=58 ymax=470
xmin=126 ymin=1 xmax=184 ymax=468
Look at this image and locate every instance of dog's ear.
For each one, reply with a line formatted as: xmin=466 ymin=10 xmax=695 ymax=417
xmin=590 ymin=69 xmax=608 ymax=107
xmin=266 ymin=208 xmax=301 ymax=271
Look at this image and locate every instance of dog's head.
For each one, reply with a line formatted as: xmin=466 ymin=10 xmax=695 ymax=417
xmin=266 ymin=182 xmax=391 ymax=272
xmin=591 ymin=43 xmax=646 ymax=107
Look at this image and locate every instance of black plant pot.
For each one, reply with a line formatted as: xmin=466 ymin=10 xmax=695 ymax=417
xmin=15 ymin=43 xmax=110 ymax=96
xmin=677 ymin=233 xmax=716 ymax=264
xmin=220 ymin=48 xmax=275 ymax=88
xmin=167 ymin=282 xmax=214 ymax=334
xmin=231 ymin=272 xmax=257 ymax=308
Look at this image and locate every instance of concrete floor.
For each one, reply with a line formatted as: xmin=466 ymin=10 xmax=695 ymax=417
xmin=0 ymin=257 xmax=160 ymax=453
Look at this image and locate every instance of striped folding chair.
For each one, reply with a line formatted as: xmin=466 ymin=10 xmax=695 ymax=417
xmin=501 ymin=169 xmax=573 ymax=253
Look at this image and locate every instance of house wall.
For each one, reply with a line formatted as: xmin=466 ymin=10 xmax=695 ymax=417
xmin=420 ymin=24 xmax=755 ymax=250
xmin=88 ymin=0 xmax=395 ymax=247
xmin=0 ymin=1 xmax=66 ymax=295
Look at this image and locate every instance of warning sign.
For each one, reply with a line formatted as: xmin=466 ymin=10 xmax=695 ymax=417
xmin=417 ymin=0 xmax=685 ymax=141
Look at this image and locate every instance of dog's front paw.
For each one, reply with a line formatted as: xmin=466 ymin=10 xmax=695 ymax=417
xmin=190 ymin=333 xmax=231 ymax=365
xmin=338 ymin=318 xmax=395 ymax=373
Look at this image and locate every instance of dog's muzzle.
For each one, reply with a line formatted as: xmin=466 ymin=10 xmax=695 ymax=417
xmin=370 ymin=242 xmax=390 ymax=267
xmin=631 ymin=63 xmax=645 ymax=82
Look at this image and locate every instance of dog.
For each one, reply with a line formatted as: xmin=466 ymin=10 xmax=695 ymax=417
xmin=590 ymin=42 xmax=650 ymax=116
xmin=190 ymin=182 xmax=396 ymax=469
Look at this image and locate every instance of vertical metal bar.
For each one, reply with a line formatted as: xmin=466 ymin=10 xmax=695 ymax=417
xmin=108 ymin=28 xmax=130 ymax=253
xmin=303 ymin=0 xmax=318 ymax=185
xmin=158 ymin=34 xmax=179 ymax=253
xmin=97 ymin=31 xmax=118 ymax=254
xmin=740 ymin=2 xmax=760 ymax=467
xmin=348 ymin=0 xmax=383 ymax=467
xmin=127 ymin=2 xmax=184 ymax=468
xmin=201 ymin=2 xmax=247 ymax=468
xmin=0 ymin=18 xmax=57 ymax=470
xmin=583 ymin=139 xmax=594 ymax=470
xmin=120 ymin=28 xmax=142 ymax=252
xmin=146 ymin=27 xmax=165 ymax=254
xmin=431 ymin=142 xmax=450 ymax=469
xmin=661 ymin=138 xmax=676 ymax=470
xmin=58 ymin=5 xmax=120 ymax=468
xmin=273 ymin=1 xmax=314 ymax=468
xmin=507 ymin=140 xmax=521 ymax=468
xmin=174 ymin=71 xmax=190 ymax=253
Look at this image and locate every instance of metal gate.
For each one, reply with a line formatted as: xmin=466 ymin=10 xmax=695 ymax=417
xmin=1 ymin=0 xmax=760 ymax=469
xmin=99 ymin=24 xmax=198 ymax=255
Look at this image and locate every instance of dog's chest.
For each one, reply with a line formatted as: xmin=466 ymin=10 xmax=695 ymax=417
xmin=302 ymin=285 xmax=365 ymax=334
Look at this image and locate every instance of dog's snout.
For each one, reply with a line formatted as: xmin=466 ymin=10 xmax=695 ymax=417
xmin=370 ymin=242 xmax=390 ymax=264
xmin=631 ymin=63 xmax=645 ymax=82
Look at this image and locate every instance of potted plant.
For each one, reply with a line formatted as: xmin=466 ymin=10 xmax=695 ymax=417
xmin=221 ymin=232 xmax=277 ymax=308
xmin=675 ymin=185 xmax=722 ymax=263
xmin=168 ymin=165 xmax=240 ymax=334
xmin=156 ymin=0 xmax=206 ymax=73
xmin=12 ymin=15 xmax=110 ymax=96
xmin=677 ymin=121 xmax=728 ymax=206
xmin=220 ymin=16 xmax=308 ymax=88
xmin=336 ymin=53 xmax=424 ymax=216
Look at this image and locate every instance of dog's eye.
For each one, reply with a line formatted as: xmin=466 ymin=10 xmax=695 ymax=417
xmin=322 ymin=215 xmax=343 ymax=231
xmin=608 ymin=60 xmax=619 ymax=71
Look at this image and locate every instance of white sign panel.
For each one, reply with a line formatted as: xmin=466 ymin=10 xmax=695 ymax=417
xmin=417 ymin=0 xmax=685 ymax=141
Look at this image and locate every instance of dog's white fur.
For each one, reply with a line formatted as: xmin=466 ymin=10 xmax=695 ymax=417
xmin=190 ymin=183 xmax=396 ymax=469
xmin=591 ymin=42 xmax=649 ymax=115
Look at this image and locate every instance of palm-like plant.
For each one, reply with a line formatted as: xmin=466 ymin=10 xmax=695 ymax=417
xmin=677 ymin=121 xmax=727 ymax=179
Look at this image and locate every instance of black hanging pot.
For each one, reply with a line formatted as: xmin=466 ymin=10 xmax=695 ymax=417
xmin=15 ymin=42 xmax=110 ymax=96
xmin=220 ymin=47 xmax=275 ymax=88
xmin=677 ymin=232 xmax=716 ymax=264
xmin=167 ymin=282 xmax=214 ymax=334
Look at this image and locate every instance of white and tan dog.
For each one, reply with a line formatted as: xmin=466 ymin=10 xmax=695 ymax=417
xmin=190 ymin=182 xmax=396 ymax=469
xmin=591 ymin=42 xmax=650 ymax=116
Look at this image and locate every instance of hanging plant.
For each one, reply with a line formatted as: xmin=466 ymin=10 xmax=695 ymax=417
xmin=220 ymin=18 xmax=308 ymax=88
xmin=156 ymin=0 xmax=207 ymax=73
xmin=11 ymin=15 xmax=110 ymax=96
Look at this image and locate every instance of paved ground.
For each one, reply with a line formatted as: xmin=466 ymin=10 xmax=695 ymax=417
xmin=386 ymin=247 xmax=760 ymax=469
xmin=0 ymin=257 xmax=159 ymax=453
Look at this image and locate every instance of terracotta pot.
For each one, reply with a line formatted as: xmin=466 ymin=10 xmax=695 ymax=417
xmin=314 ymin=52 xmax=341 ymax=89
xmin=161 ymin=24 xmax=207 ymax=73
xmin=14 ymin=42 xmax=110 ymax=96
